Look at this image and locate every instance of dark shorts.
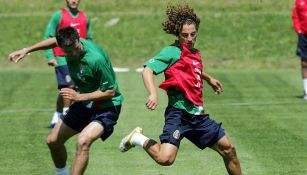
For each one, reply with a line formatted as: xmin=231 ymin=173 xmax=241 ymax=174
xmin=296 ymin=33 xmax=307 ymax=60
xmin=63 ymin=102 xmax=121 ymax=141
xmin=55 ymin=65 xmax=74 ymax=89
xmin=159 ymin=106 xmax=225 ymax=149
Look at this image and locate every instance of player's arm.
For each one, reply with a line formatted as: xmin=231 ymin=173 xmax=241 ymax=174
xmin=86 ymin=15 xmax=93 ymax=41
xmin=142 ymin=67 xmax=158 ymax=110
xmin=8 ymin=38 xmax=57 ymax=63
xmin=61 ymin=56 xmax=117 ymax=101
xmin=60 ymin=88 xmax=115 ymax=102
xmin=202 ymin=72 xmax=223 ymax=94
xmin=141 ymin=46 xmax=179 ymax=110
xmin=44 ymin=11 xmax=61 ymax=66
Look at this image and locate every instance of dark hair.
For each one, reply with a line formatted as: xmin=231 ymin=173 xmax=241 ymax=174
xmin=162 ymin=5 xmax=200 ymax=36
xmin=56 ymin=27 xmax=79 ymax=47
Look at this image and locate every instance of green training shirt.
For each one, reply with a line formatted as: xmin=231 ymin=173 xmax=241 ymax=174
xmin=67 ymin=39 xmax=123 ymax=109
xmin=144 ymin=45 xmax=205 ymax=115
xmin=44 ymin=8 xmax=93 ymax=66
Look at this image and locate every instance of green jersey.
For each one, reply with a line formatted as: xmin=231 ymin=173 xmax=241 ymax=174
xmin=145 ymin=45 xmax=205 ymax=115
xmin=67 ymin=39 xmax=123 ymax=109
xmin=44 ymin=8 xmax=93 ymax=66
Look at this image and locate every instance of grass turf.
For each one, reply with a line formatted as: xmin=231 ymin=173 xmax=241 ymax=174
xmin=1 ymin=0 xmax=306 ymax=174
xmin=0 ymin=69 xmax=306 ymax=175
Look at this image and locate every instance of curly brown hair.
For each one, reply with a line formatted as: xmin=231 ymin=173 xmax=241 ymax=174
xmin=162 ymin=4 xmax=200 ymax=36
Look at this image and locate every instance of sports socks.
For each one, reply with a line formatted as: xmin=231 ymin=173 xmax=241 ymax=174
xmin=55 ymin=166 xmax=69 ymax=175
xmin=51 ymin=112 xmax=61 ymax=124
xmin=131 ymin=133 xmax=149 ymax=147
xmin=62 ymin=107 xmax=69 ymax=116
xmin=144 ymin=139 xmax=158 ymax=150
xmin=303 ymin=79 xmax=307 ymax=95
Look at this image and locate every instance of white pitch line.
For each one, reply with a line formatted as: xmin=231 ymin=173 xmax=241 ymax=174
xmin=135 ymin=67 xmax=143 ymax=72
xmin=113 ymin=67 xmax=144 ymax=72
xmin=104 ymin=17 xmax=120 ymax=27
xmin=113 ymin=67 xmax=130 ymax=72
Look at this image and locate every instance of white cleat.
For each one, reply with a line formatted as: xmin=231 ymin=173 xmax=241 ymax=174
xmin=119 ymin=127 xmax=143 ymax=152
xmin=304 ymin=95 xmax=307 ymax=100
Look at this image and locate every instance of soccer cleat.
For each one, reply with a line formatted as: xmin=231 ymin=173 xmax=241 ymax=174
xmin=119 ymin=127 xmax=143 ymax=152
xmin=304 ymin=94 xmax=307 ymax=100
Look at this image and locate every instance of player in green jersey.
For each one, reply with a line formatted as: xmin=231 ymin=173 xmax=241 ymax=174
xmin=45 ymin=0 xmax=93 ymax=128
xmin=8 ymin=27 xmax=123 ymax=175
xmin=119 ymin=5 xmax=242 ymax=175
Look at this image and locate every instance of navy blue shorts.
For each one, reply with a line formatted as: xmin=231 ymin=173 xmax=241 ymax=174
xmin=296 ymin=33 xmax=307 ymax=60
xmin=55 ymin=65 xmax=74 ymax=89
xmin=159 ymin=106 xmax=225 ymax=149
xmin=63 ymin=102 xmax=121 ymax=141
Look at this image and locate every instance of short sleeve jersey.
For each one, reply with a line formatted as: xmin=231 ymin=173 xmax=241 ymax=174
xmin=66 ymin=39 xmax=123 ymax=109
xmin=144 ymin=45 xmax=205 ymax=115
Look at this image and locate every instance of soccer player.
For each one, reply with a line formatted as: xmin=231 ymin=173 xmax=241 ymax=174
xmin=292 ymin=0 xmax=307 ymax=100
xmin=45 ymin=0 xmax=93 ymax=128
xmin=119 ymin=5 xmax=242 ymax=175
xmin=8 ymin=27 xmax=123 ymax=175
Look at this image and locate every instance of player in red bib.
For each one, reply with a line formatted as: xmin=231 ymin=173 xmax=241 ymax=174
xmin=44 ymin=0 xmax=93 ymax=128
xmin=292 ymin=0 xmax=307 ymax=99
xmin=119 ymin=5 xmax=242 ymax=175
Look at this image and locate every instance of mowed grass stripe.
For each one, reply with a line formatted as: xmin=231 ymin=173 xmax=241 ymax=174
xmin=204 ymin=70 xmax=307 ymax=175
xmin=1 ymin=69 xmax=307 ymax=174
xmin=1 ymin=100 xmax=305 ymax=114
xmin=0 ymin=11 xmax=293 ymax=18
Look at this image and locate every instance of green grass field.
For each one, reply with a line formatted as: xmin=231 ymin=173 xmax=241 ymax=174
xmin=1 ymin=0 xmax=307 ymax=175
xmin=0 ymin=69 xmax=306 ymax=175
xmin=0 ymin=0 xmax=298 ymax=68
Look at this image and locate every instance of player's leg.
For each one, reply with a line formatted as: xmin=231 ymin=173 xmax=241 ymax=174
xmin=72 ymin=121 xmax=104 ymax=175
xmin=46 ymin=119 xmax=78 ymax=174
xmin=296 ymin=34 xmax=307 ymax=99
xmin=51 ymin=65 xmax=74 ymax=128
xmin=301 ymin=59 xmax=307 ymax=99
xmin=71 ymin=105 xmax=121 ymax=174
xmin=50 ymin=93 xmax=63 ymax=128
xmin=120 ymin=106 xmax=182 ymax=166
xmin=211 ymin=136 xmax=242 ymax=175
xmin=51 ymin=67 xmax=65 ymax=128
xmin=184 ymin=114 xmax=242 ymax=175
xmin=56 ymin=93 xmax=64 ymax=113
xmin=120 ymin=128 xmax=178 ymax=166
xmin=144 ymin=141 xmax=178 ymax=166
xmin=49 ymin=102 xmax=90 ymax=175
xmin=61 ymin=79 xmax=74 ymax=115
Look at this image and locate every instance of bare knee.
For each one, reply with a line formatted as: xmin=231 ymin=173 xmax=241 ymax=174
xmin=46 ymin=134 xmax=61 ymax=148
xmin=221 ymin=143 xmax=238 ymax=160
xmin=76 ymin=135 xmax=92 ymax=153
xmin=301 ymin=60 xmax=307 ymax=68
xmin=155 ymin=155 xmax=175 ymax=166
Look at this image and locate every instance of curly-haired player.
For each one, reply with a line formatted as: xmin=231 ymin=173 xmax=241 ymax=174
xmin=120 ymin=5 xmax=242 ymax=175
